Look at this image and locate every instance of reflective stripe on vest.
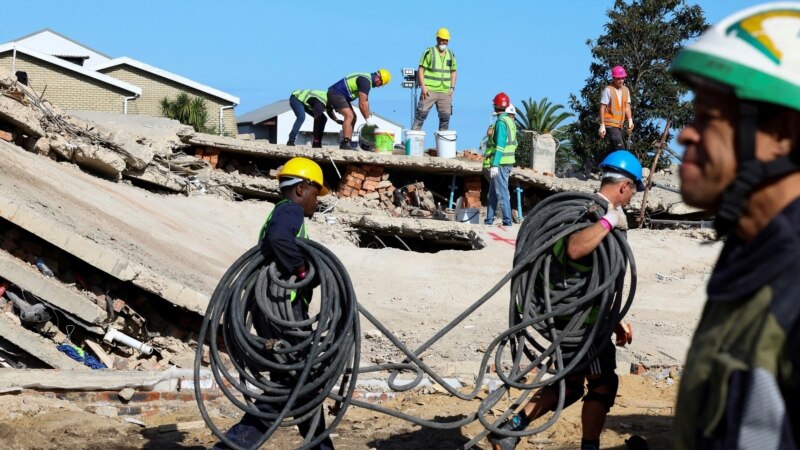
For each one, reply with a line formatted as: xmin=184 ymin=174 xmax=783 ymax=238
xmin=602 ymin=86 xmax=629 ymax=129
xmin=291 ymin=89 xmax=327 ymax=108
xmin=483 ymin=115 xmax=517 ymax=167
xmin=422 ymin=47 xmax=453 ymax=92
xmin=258 ymin=199 xmax=308 ymax=242
xmin=344 ymin=73 xmax=372 ymax=101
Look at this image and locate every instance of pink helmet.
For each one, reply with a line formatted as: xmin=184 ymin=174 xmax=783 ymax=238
xmin=611 ymin=66 xmax=627 ymax=79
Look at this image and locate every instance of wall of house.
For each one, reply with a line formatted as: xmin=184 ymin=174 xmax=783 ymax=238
xmin=99 ymin=65 xmax=237 ymax=136
xmin=0 ymin=52 xmax=132 ymax=113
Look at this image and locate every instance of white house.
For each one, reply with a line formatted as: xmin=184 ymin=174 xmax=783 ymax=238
xmin=237 ymin=99 xmax=403 ymax=147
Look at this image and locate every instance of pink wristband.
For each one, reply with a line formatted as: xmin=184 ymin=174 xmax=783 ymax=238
xmin=599 ymin=218 xmax=613 ymax=231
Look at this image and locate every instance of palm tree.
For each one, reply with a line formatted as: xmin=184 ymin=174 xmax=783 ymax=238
xmin=161 ymin=92 xmax=215 ymax=133
xmin=515 ymin=97 xmax=576 ymax=171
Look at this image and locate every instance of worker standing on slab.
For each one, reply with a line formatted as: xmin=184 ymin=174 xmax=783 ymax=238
xmin=213 ymin=157 xmax=334 ymax=450
xmin=670 ymin=3 xmax=800 ymax=448
xmin=598 ymin=66 xmax=633 ymax=155
xmin=287 ymin=90 xmax=342 ymax=148
xmin=412 ymin=27 xmax=458 ymax=131
xmin=488 ymin=150 xmax=643 ymax=450
xmin=483 ymin=93 xmax=516 ymax=227
xmin=327 ymin=70 xmax=391 ymax=150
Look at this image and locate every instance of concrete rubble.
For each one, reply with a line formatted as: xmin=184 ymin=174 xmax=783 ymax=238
xmin=0 ymin=66 xmax=709 ymax=426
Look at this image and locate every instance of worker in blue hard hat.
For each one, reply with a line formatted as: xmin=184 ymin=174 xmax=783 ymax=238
xmin=488 ymin=149 xmax=641 ymax=450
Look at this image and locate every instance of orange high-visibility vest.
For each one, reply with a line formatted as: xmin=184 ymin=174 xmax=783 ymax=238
xmin=603 ymin=86 xmax=629 ymax=129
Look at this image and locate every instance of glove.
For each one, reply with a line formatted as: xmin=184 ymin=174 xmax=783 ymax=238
xmin=602 ymin=206 xmax=628 ymax=230
xmin=490 ymin=166 xmax=499 ymax=179
xmin=599 ymin=124 xmax=606 ymax=138
xmin=615 ymin=322 xmax=633 ymax=346
xmin=365 ymin=116 xmax=376 ymax=127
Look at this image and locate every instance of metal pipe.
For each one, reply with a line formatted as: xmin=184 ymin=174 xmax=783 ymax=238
xmin=651 ymin=182 xmax=680 ymax=194
xmin=219 ymin=105 xmax=234 ymax=136
xmin=515 ymin=185 xmax=524 ymax=221
xmin=448 ymin=175 xmax=457 ymax=209
xmin=103 ymin=328 xmax=153 ymax=355
xmin=123 ymin=95 xmax=138 ymax=114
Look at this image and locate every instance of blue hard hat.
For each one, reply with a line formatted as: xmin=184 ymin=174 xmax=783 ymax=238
xmin=599 ymin=150 xmax=645 ymax=192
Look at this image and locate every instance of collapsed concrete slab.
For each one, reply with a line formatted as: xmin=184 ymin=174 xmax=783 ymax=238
xmin=0 ymin=93 xmax=45 ymax=139
xmin=0 ymin=368 xmax=200 ymax=391
xmin=181 ymin=132 xmax=697 ymax=216
xmin=0 ymin=250 xmax=107 ymax=329
xmin=0 ymin=313 xmax=89 ymax=370
xmin=336 ymin=213 xmax=485 ymax=249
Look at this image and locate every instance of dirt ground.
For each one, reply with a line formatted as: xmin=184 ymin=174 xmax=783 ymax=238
xmin=0 ymin=142 xmax=721 ymax=449
xmin=0 ymin=374 xmax=675 ymax=449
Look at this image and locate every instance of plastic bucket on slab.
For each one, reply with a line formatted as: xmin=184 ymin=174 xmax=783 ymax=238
xmin=357 ymin=124 xmax=376 ymax=151
xmin=404 ymin=130 xmax=425 ymax=156
xmin=374 ymin=131 xmax=395 ymax=153
xmin=435 ymin=130 xmax=457 ymax=158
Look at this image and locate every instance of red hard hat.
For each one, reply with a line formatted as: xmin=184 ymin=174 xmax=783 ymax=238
xmin=611 ymin=66 xmax=627 ymax=78
xmin=493 ymin=92 xmax=510 ymax=109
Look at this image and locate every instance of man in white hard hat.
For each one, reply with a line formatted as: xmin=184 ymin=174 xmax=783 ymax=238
xmin=670 ymin=3 xmax=800 ymax=448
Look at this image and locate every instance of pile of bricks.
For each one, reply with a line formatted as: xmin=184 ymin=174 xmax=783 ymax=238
xmin=194 ymin=147 xmax=220 ymax=169
xmin=461 ymin=150 xmax=483 ymax=162
xmin=337 ymin=164 xmax=395 ymax=200
xmin=461 ymin=175 xmax=482 ymax=209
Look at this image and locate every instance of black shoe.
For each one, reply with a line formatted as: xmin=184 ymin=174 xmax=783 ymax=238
xmin=487 ymin=419 xmax=521 ymax=450
xmin=286 ymin=140 xmax=295 ymax=146
xmin=339 ymin=139 xmax=351 ymax=150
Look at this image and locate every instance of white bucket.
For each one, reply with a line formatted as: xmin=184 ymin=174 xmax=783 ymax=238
xmin=435 ymin=130 xmax=457 ymax=158
xmin=404 ymin=130 xmax=425 ymax=156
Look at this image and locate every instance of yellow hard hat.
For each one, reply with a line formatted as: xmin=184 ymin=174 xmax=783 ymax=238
xmin=377 ymin=68 xmax=391 ymax=86
xmin=278 ymin=157 xmax=329 ymax=196
xmin=436 ymin=27 xmax=450 ymax=40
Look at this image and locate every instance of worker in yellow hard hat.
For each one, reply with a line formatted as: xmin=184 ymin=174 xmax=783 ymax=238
xmin=327 ymin=69 xmax=391 ymax=150
xmin=216 ymin=156 xmax=332 ymax=450
xmin=412 ymin=27 xmax=458 ymax=131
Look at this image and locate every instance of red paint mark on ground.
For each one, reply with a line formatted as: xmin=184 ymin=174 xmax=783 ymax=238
xmin=488 ymin=231 xmax=516 ymax=246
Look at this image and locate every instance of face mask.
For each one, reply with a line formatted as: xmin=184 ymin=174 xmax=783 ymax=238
xmin=438 ymin=44 xmax=447 ymax=51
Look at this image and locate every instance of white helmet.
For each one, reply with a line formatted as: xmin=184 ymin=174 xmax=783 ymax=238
xmin=671 ymin=2 xmax=800 ymax=236
xmin=671 ymin=2 xmax=800 ymax=112
xmin=505 ymin=104 xmax=517 ymax=115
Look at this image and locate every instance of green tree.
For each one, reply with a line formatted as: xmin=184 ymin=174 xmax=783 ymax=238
xmin=567 ymin=0 xmax=707 ymax=174
xmin=515 ymin=97 xmax=576 ymax=171
xmin=160 ymin=92 xmax=216 ymax=134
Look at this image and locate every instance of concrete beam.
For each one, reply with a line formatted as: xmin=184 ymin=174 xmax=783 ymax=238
xmin=0 ymin=313 xmax=88 ymax=370
xmin=0 ymin=250 xmax=107 ymax=328
xmin=0 ymin=198 xmax=208 ymax=315
xmin=0 ymin=368 xmax=171 ymax=391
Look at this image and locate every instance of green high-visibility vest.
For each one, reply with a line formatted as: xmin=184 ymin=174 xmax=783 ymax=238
xmin=258 ymin=199 xmax=308 ymax=242
xmin=421 ymin=47 xmax=455 ymax=92
xmin=483 ymin=114 xmax=517 ymax=168
xmin=291 ymin=89 xmax=327 ymax=108
xmin=344 ymin=73 xmax=373 ymax=101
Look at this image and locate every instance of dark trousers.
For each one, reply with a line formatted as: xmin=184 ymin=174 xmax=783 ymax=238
xmin=289 ymin=96 xmax=327 ymax=146
xmin=605 ymin=126 xmax=626 ymax=152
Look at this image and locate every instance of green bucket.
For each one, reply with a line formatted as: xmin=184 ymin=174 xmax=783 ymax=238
xmin=374 ymin=132 xmax=394 ymax=153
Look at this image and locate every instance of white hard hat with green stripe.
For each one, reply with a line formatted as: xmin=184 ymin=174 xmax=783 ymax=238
xmin=671 ymin=2 xmax=800 ymax=112
xmin=671 ymin=2 xmax=800 ymax=236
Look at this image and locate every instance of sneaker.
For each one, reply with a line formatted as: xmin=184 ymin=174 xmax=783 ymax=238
xmin=286 ymin=140 xmax=295 ymax=146
xmin=487 ymin=419 xmax=521 ymax=450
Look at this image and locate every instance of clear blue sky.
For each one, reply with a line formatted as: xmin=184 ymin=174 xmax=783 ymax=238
xmin=0 ymin=0 xmax=759 ymax=149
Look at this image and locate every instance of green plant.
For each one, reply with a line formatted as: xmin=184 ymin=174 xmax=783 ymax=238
xmin=160 ymin=92 xmax=217 ymax=134
xmin=567 ymin=0 xmax=707 ymax=174
xmin=514 ymin=97 xmax=576 ymax=170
